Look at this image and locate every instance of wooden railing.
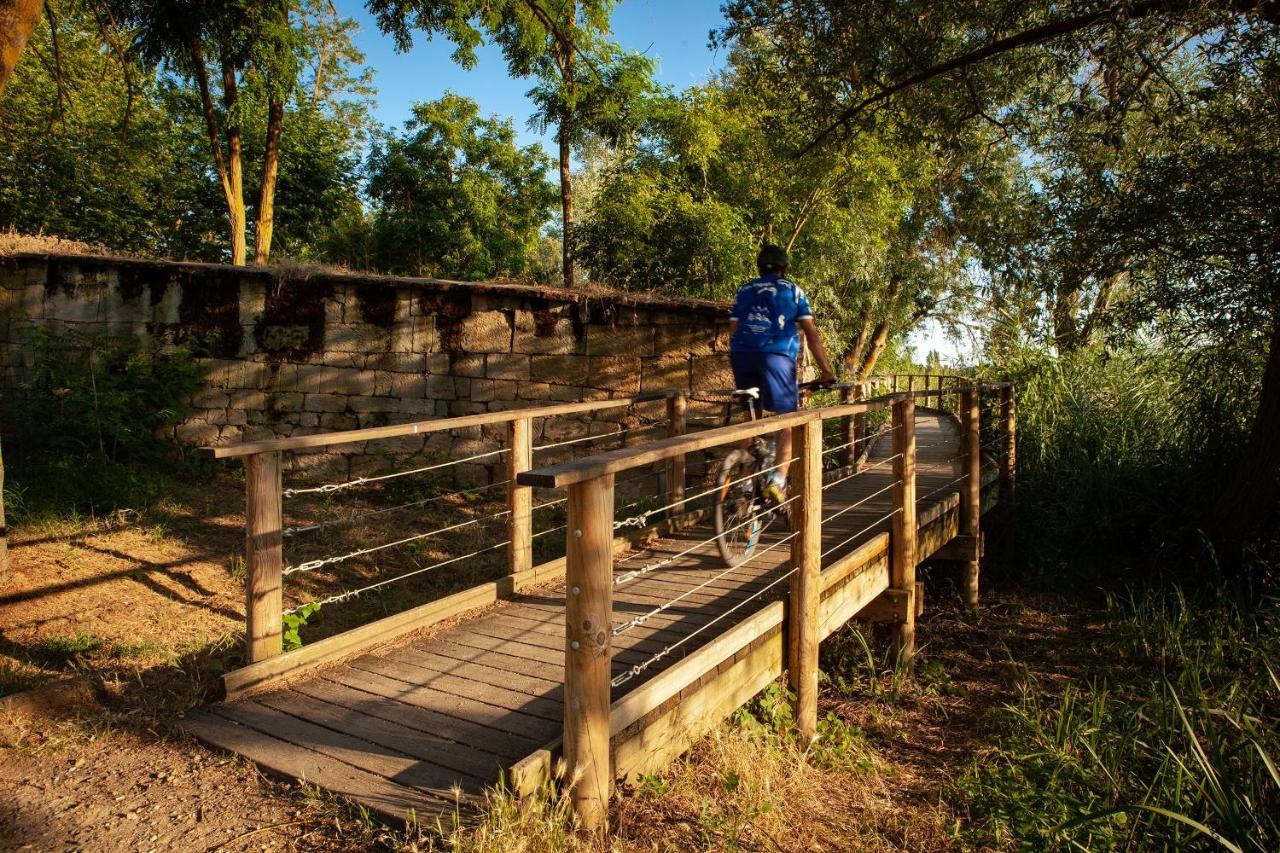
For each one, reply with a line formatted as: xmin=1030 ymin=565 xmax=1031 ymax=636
xmin=203 ymin=390 xmax=691 ymax=675
xmin=518 ymin=378 xmax=1015 ymax=830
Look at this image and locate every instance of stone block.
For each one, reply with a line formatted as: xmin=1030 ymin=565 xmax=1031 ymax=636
xmin=413 ymin=316 xmax=435 ymax=353
xmin=390 ymin=372 xmax=430 ymax=398
xmin=299 ymin=412 xmax=320 ymax=427
xmin=193 ymin=389 xmax=230 ymax=409
xmin=530 ymin=354 xmax=589 ymax=385
xmin=305 ymin=393 xmax=348 ymax=413
xmin=459 ymin=311 xmax=511 ymax=353
xmin=448 ymin=400 xmax=487 ymax=417
xmin=491 ymin=379 xmax=519 ymax=401
xmin=390 ymin=321 xmax=415 ymax=354
xmin=427 ymin=374 xmax=456 ymax=399
xmin=269 ymin=392 xmax=305 ymax=413
xmin=329 ymin=323 xmax=390 ymax=354
xmin=691 ymin=355 xmax=736 ymax=393
xmin=426 ymin=353 xmax=450 ymax=374
xmin=175 ymin=422 xmax=221 ymax=445
xmin=541 ymin=417 xmax=590 ymax=444
xmin=470 ymin=378 xmax=495 ymax=402
xmin=588 ymin=355 xmax=642 ymax=393
xmin=548 ymin=385 xmax=586 ymax=402
xmin=517 ymin=381 xmax=553 ymax=401
xmin=318 ymin=412 xmax=360 ymax=432
xmin=377 ymin=434 xmax=425 ymax=454
xmin=586 ymin=324 xmax=654 ymax=358
xmin=513 ymin=310 xmax=580 ymax=354
xmin=655 ymin=324 xmax=695 ymax=353
xmin=451 ymin=354 xmax=486 ymax=378
xmin=641 ymin=355 xmax=690 ymax=392
xmin=22 ymin=285 xmax=44 ymax=319
xmin=400 ymin=397 xmax=436 ymax=415
xmin=373 ymin=370 xmax=394 ymax=396
xmin=486 ymin=353 xmax=530 ymax=381
xmin=347 ymin=395 xmax=400 ymax=413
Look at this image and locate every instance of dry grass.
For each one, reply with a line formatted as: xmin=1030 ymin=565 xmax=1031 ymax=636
xmin=0 ymin=228 xmax=118 ymax=257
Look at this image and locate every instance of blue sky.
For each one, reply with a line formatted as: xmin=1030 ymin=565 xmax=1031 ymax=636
xmin=334 ymin=0 xmax=730 ymax=156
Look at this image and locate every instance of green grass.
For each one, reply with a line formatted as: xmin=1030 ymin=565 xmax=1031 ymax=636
xmin=955 ymin=577 xmax=1280 ymax=851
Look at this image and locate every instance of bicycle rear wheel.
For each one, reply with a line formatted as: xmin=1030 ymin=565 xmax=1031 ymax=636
xmin=714 ymin=449 xmax=769 ymax=566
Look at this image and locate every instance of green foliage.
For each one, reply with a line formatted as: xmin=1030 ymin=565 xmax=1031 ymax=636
xmin=32 ymin=631 xmax=105 ymax=667
xmin=957 ymin=579 xmax=1280 ymax=850
xmin=989 ymin=344 xmax=1259 ymax=564
xmin=0 ymin=0 xmax=371 ymax=263
xmin=2 ymin=327 xmax=207 ymax=518
xmin=282 ymin=602 xmax=322 ymax=651
xmin=349 ymin=94 xmax=557 ymax=279
xmin=734 ymin=682 xmax=869 ymax=770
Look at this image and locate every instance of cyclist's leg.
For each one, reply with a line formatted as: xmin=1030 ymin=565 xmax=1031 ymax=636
xmin=755 ymin=353 xmax=799 ymax=498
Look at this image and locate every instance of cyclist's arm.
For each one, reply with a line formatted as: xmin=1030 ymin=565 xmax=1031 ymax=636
xmin=797 ymin=317 xmax=836 ymax=381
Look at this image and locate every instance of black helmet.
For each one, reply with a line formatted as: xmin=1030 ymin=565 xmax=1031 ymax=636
xmin=756 ymin=243 xmax=788 ymax=275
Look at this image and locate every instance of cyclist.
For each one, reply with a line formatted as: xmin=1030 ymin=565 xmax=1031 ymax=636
xmin=728 ymin=243 xmax=837 ymax=504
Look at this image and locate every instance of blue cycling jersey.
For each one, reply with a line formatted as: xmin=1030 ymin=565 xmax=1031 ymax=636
xmin=728 ymin=274 xmax=813 ymax=360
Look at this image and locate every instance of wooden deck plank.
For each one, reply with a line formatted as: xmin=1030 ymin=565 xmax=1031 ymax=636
xmin=323 ymin=664 xmax=559 ymax=743
xmin=178 ymin=710 xmax=463 ymax=822
xmin=345 ymin=655 xmax=564 ymax=724
xmin=209 ymin=700 xmax=487 ymax=800
xmin=254 ymin=688 xmax=504 ymax=782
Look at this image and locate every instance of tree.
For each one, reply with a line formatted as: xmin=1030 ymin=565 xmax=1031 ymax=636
xmin=577 ymin=37 xmax=985 ymax=377
xmin=117 ymin=0 xmax=301 ymax=265
xmin=719 ymin=0 xmax=1280 ymax=539
xmin=354 ymin=94 xmax=557 ymax=279
xmin=368 ymin=0 xmax=654 ymax=286
xmin=0 ymin=0 xmax=370 ymax=262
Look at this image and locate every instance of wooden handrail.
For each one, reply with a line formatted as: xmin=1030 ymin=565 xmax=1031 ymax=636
xmin=518 ymin=399 xmax=893 ymax=488
xmin=200 ymin=390 xmax=678 ymax=459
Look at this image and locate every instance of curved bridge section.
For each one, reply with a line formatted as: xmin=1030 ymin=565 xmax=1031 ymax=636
xmin=179 ymin=378 xmax=1014 ymax=827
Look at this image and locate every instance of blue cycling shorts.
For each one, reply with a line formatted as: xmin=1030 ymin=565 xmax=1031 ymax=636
xmin=729 ymin=351 xmax=798 ymax=414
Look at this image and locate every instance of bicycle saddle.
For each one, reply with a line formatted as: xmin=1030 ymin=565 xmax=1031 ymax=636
xmin=731 ymin=387 xmax=761 ymax=401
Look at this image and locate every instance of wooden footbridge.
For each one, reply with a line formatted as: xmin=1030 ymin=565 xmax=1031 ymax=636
xmin=180 ymin=375 xmax=1015 ymax=829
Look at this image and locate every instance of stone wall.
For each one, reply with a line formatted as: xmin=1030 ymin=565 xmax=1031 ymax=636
xmin=0 ymin=253 xmax=735 ymax=487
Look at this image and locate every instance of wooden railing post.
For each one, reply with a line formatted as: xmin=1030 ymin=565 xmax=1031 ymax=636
xmin=891 ymin=374 xmax=899 ymax=392
xmin=1000 ymin=384 xmax=1017 ymax=513
xmin=838 ymin=385 xmax=855 ymax=469
xmin=852 ymin=382 xmax=866 ymax=469
xmin=564 ymin=473 xmax=614 ymax=832
xmin=788 ymin=418 xmax=823 ymax=742
xmin=890 ymin=396 xmax=917 ymax=664
xmin=960 ymin=389 xmax=982 ymax=607
xmin=245 ymin=451 xmax=283 ymax=663
xmin=665 ymin=391 xmax=686 ymax=511
xmin=907 ymin=374 xmax=915 ymax=393
xmin=508 ymin=417 xmax=533 ymax=575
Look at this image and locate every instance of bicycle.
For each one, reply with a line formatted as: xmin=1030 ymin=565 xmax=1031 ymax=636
xmin=712 ymin=379 xmax=833 ymax=566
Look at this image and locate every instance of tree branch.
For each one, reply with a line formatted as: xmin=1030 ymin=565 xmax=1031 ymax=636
xmin=798 ymin=0 xmax=1227 ymax=157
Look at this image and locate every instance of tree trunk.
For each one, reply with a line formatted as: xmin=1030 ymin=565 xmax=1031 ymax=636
xmin=222 ymin=61 xmax=246 ymax=266
xmin=559 ymin=119 xmax=574 ymax=287
xmin=188 ymin=41 xmax=243 ymax=265
xmin=840 ymin=304 xmax=873 ymax=375
xmin=1211 ymin=311 xmax=1280 ymax=544
xmin=0 ymin=0 xmax=42 ymax=99
xmin=254 ymin=97 xmax=284 ymax=265
xmin=1053 ymin=280 xmax=1083 ymax=352
xmin=858 ymin=316 xmax=892 ymax=380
